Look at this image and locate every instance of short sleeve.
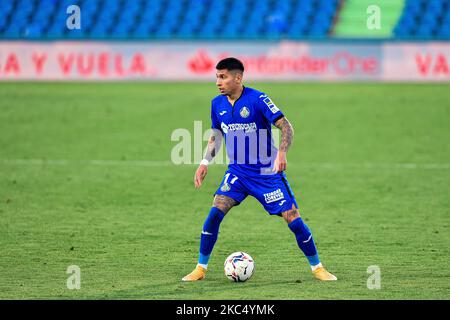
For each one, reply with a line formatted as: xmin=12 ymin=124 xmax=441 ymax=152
xmin=256 ymin=93 xmax=284 ymax=125
xmin=211 ymin=103 xmax=222 ymax=131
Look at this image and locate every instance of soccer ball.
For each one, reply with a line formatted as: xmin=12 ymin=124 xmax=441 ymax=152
xmin=224 ymin=252 xmax=255 ymax=282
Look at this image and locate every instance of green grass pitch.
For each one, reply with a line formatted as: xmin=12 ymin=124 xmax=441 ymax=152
xmin=0 ymin=82 xmax=449 ymax=299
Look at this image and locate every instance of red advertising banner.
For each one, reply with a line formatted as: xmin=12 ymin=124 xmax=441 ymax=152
xmin=0 ymin=41 xmax=448 ymax=81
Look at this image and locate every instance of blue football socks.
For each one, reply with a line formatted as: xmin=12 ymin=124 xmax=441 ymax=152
xmin=288 ymin=218 xmax=320 ymax=266
xmin=198 ymin=207 xmax=225 ymax=267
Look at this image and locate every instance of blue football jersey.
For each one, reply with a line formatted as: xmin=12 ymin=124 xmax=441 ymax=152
xmin=211 ymin=86 xmax=284 ymax=177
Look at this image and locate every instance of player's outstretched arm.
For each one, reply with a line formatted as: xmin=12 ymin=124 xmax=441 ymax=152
xmin=273 ymin=116 xmax=294 ymax=172
xmin=194 ymin=129 xmax=223 ymax=188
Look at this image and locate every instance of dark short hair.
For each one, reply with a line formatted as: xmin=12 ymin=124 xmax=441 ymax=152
xmin=216 ymin=57 xmax=244 ymax=73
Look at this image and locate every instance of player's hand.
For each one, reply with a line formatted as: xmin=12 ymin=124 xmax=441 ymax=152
xmin=194 ymin=164 xmax=208 ymax=188
xmin=273 ymin=151 xmax=287 ymax=173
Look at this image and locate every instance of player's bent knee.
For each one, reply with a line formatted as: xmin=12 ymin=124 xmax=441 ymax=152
xmin=282 ymin=209 xmax=300 ymax=224
xmin=213 ymin=195 xmax=236 ymax=214
xmin=213 ymin=204 xmax=231 ymax=214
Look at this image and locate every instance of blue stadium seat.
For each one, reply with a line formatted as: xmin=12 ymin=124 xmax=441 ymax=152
xmin=394 ymin=0 xmax=450 ymax=39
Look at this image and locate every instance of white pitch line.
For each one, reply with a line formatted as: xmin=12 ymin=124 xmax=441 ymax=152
xmin=299 ymin=162 xmax=450 ymax=170
xmin=0 ymin=159 xmax=174 ymax=167
xmin=0 ymin=159 xmax=449 ymax=170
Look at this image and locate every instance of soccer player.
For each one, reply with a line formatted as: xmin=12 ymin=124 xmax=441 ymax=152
xmin=182 ymin=57 xmax=337 ymax=282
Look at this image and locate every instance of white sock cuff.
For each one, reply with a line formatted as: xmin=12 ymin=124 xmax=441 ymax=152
xmin=197 ymin=263 xmax=208 ymax=270
xmin=311 ymin=263 xmax=323 ymax=271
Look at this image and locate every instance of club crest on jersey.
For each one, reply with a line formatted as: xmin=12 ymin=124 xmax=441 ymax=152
xmin=221 ymin=182 xmax=230 ymax=192
xmin=239 ymin=107 xmax=250 ymax=118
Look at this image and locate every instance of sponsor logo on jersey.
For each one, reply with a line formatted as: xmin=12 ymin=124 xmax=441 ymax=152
xmin=221 ymin=122 xmax=229 ymax=133
xmin=264 ymin=188 xmax=285 ymax=204
xmin=219 ymin=110 xmax=227 ymax=116
xmin=221 ymin=122 xmax=257 ymax=133
xmin=263 ymin=97 xmax=274 ymax=107
xmin=239 ymin=107 xmax=250 ymax=118
xmin=262 ymin=96 xmax=280 ymax=114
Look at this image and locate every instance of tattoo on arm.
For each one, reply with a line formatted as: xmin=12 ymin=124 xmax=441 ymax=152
xmin=274 ymin=117 xmax=294 ymax=152
xmin=204 ymin=129 xmax=223 ymax=162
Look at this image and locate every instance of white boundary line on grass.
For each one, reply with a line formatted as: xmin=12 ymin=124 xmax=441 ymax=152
xmin=0 ymin=159 xmax=173 ymax=167
xmin=0 ymin=159 xmax=449 ymax=170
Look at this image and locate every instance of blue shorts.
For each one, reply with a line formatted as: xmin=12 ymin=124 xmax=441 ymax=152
xmin=214 ymin=169 xmax=299 ymax=215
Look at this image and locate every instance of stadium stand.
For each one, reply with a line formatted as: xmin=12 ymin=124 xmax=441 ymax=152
xmin=0 ymin=0 xmax=449 ymax=40
xmin=394 ymin=0 xmax=450 ymax=38
xmin=0 ymin=0 xmax=339 ymax=39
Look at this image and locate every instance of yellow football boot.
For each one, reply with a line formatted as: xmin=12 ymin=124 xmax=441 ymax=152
xmin=181 ymin=265 xmax=207 ymax=282
xmin=313 ymin=266 xmax=337 ymax=281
